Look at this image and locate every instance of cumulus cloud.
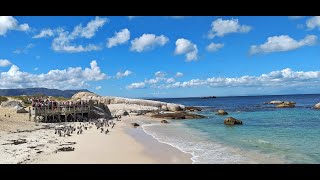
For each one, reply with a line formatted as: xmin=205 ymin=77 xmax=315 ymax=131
xmin=33 ymin=28 xmax=55 ymax=38
xmin=306 ymin=16 xmax=320 ymax=30
xmin=127 ymin=82 xmax=145 ymax=89
xmin=250 ymin=35 xmax=317 ymax=55
xmin=13 ymin=43 xmax=35 ymax=54
xmin=0 ymin=59 xmax=12 ymax=67
xmin=206 ymin=42 xmax=224 ymax=52
xmin=130 ymin=34 xmax=169 ymax=52
xmin=0 ymin=60 xmax=107 ymax=89
xmin=0 ymin=16 xmax=30 ymax=36
xmin=107 ymin=28 xmax=130 ymax=48
xmin=116 ymin=70 xmax=132 ymax=79
xmin=174 ymin=38 xmax=198 ymax=61
xmin=95 ymin=86 xmax=102 ymax=90
xmin=166 ymin=68 xmax=320 ymax=89
xmin=208 ymin=18 xmax=251 ymax=39
xmin=52 ymin=17 xmax=107 ymax=53
xmin=175 ymin=72 xmax=183 ymax=77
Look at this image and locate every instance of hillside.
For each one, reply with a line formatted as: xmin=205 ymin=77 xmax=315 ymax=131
xmin=0 ymin=88 xmax=90 ymax=98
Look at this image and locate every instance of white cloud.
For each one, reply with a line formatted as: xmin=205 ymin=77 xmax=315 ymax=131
xmin=116 ymin=70 xmax=132 ymax=79
xmin=165 ymin=68 xmax=320 ymax=89
xmin=306 ymin=16 xmax=320 ymax=30
xmin=130 ymin=34 xmax=169 ymax=52
xmin=0 ymin=16 xmax=30 ymax=36
xmin=174 ymin=38 xmax=198 ymax=61
xmin=96 ymin=86 xmax=102 ymax=90
xmin=0 ymin=59 xmax=12 ymax=67
xmin=107 ymin=28 xmax=130 ymax=48
xmin=175 ymin=72 xmax=183 ymax=77
xmin=155 ymin=71 xmax=166 ymax=77
xmin=166 ymin=78 xmax=175 ymax=83
xmin=250 ymin=35 xmax=317 ymax=55
xmin=33 ymin=29 xmax=54 ymax=38
xmin=0 ymin=60 xmax=107 ymax=89
xmin=206 ymin=42 xmax=224 ymax=52
xmin=51 ymin=17 xmax=108 ymax=53
xmin=128 ymin=16 xmax=136 ymax=20
xmin=52 ymin=28 xmax=101 ymax=53
xmin=34 ymin=67 xmax=38 ymax=71
xmin=70 ymin=16 xmax=108 ymax=39
xmin=208 ymin=18 xmax=251 ymax=39
xmin=13 ymin=43 xmax=35 ymax=54
xmin=127 ymin=82 xmax=145 ymax=89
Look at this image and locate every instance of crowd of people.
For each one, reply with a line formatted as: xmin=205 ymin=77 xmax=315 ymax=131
xmin=30 ymin=97 xmax=89 ymax=110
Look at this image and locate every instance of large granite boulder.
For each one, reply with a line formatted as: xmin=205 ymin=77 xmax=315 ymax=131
xmin=161 ymin=105 xmax=168 ymax=111
xmin=224 ymin=117 xmax=243 ymax=125
xmin=167 ymin=103 xmax=185 ymax=112
xmin=115 ymin=110 xmax=129 ymax=116
xmin=152 ymin=112 xmax=206 ymax=119
xmin=276 ymin=102 xmax=295 ymax=108
xmin=1 ymin=100 xmax=23 ymax=108
xmin=216 ymin=109 xmax=228 ymax=115
xmin=314 ymin=102 xmax=320 ymax=109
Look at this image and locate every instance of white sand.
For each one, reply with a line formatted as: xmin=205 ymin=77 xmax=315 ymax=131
xmin=0 ymin=110 xmax=192 ymax=164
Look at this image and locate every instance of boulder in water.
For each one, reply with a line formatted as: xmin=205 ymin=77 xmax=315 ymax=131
xmin=314 ymin=102 xmax=320 ymax=109
xmin=224 ymin=117 xmax=243 ymax=125
xmin=161 ymin=120 xmax=169 ymax=124
xmin=276 ymin=102 xmax=295 ymax=108
xmin=216 ymin=109 xmax=228 ymax=115
xmin=152 ymin=112 xmax=206 ymax=119
xmin=185 ymin=106 xmax=202 ymax=111
xmin=265 ymin=100 xmax=284 ymax=104
xmin=132 ymin=123 xmax=140 ymax=127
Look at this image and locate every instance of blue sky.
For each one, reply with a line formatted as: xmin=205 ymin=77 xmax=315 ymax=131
xmin=0 ymin=16 xmax=320 ymax=98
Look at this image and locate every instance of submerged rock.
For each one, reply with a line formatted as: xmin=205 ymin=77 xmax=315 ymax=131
xmin=152 ymin=112 xmax=206 ymax=120
xmin=216 ymin=109 xmax=228 ymax=115
xmin=224 ymin=117 xmax=243 ymax=125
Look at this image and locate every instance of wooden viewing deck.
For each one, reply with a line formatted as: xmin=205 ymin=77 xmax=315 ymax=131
xmin=30 ymin=105 xmax=90 ymax=122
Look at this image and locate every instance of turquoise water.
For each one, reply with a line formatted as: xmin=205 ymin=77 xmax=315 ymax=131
xmin=143 ymin=95 xmax=320 ymax=163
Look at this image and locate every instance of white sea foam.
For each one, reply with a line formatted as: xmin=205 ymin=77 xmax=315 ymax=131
xmin=141 ymin=122 xmax=250 ymax=164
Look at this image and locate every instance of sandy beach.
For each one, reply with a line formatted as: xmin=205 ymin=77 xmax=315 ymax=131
xmin=0 ymin=110 xmax=192 ymax=164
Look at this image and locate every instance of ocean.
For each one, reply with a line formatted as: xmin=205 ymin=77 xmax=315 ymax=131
xmin=142 ymin=94 xmax=320 ymax=164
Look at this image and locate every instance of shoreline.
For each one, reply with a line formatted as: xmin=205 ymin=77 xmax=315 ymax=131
xmin=25 ymin=116 xmax=192 ymax=164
